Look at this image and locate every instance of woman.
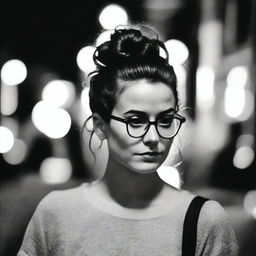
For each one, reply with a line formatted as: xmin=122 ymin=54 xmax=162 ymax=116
xmin=18 ymin=25 xmax=238 ymax=256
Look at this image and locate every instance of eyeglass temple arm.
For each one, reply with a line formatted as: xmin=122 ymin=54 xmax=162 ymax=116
xmin=110 ymin=115 xmax=127 ymax=124
xmin=174 ymin=113 xmax=186 ymax=123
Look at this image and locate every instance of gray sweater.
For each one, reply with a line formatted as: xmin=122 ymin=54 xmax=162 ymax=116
xmin=18 ymin=184 xmax=238 ymax=256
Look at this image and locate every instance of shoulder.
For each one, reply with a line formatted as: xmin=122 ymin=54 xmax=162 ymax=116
xmin=164 ymin=187 xmax=196 ymax=208
xmin=198 ymin=199 xmax=230 ymax=228
xmin=37 ymin=184 xmax=88 ymax=212
xmin=171 ymin=190 xmax=226 ymax=222
xmin=196 ymin=199 xmax=239 ymax=255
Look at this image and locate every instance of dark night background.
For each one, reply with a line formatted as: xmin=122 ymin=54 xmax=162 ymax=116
xmin=1 ymin=1 xmax=256 ymax=255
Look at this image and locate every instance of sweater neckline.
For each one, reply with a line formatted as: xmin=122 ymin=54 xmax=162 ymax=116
xmin=81 ymin=182 xmax=193 ymax=220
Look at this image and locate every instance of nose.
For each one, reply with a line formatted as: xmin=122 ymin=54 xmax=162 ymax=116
xmin=143 ymin=124 xmax=160 ymax=145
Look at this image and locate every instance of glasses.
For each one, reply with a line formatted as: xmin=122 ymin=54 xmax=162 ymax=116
xmin=110 ymin=112 xmax=186 ymax=139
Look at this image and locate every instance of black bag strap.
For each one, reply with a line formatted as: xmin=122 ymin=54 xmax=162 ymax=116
xmin=181 ymin=196 xmax=209 ymax=256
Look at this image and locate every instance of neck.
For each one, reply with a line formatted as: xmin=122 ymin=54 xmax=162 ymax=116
xmin=102 ymin=157 xmax=164 ymax=209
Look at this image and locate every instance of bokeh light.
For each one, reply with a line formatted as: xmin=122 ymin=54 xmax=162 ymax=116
xmin=244 ymin=190 xmax=256 ymax=219
xmin=157 ymin=166 xmax=181 ymax=189
xmin=39 ymin=157 xmax=72 ymax=184
xmin=233 ymin=146 xmax=254 ymax=169
xmin=174 ymin=65 xmax=187 ymax=104
xmin=42 ymin=80 xmax=76 ymax=108
xmin=164 ymin=39 xmax=189 ymax=66
xmin=3 ymin=139 xmax=27 ymax=165
xmin=225 ymin=66 xmax=249 ymax=119
xmin=226 ymin=66 xmax=248 ymax=88
xmin=1 ymin=59 xmax=27 ymax=86
xmin=32 ymin=101 xmax=72 ymax=139
xmin=236 ymin=134 xmax=254 ymax=148
xmin=0 ymin=126 xmax=15 ymax=153
xmin=1 ymin=117 xmax=19 ymax=137
xmin=224 ymin=85 xmax=245 ymax=118
xmin=236 ymin=90 xmax=254 ymax=121
xmin=1 ymin=84 xmax=18 ymax=115
xmin=76 ymin=46 xmax=96 ymax=74
xmin=196 ymin=66 xmax=215 ymax=109
xmin=99 ymin=4 xmax=128 ymax=30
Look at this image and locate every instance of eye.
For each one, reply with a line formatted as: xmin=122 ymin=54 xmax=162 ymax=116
xmin=127 ymin=116 xmax=147 ymax=127
xmin=158 ymin=115 xmax=173 ymax=127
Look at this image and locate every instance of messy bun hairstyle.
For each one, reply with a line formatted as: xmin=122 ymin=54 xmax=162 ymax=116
xmin=88 ymin=25 xmax=178 ymax=122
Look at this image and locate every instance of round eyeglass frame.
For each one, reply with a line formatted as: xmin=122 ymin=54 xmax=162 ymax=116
xmin=110 ymin=113 xmax=186 ymax=139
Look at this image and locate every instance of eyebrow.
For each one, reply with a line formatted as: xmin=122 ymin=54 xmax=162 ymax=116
xmin=124 ymin=107 xmax=176 ymax=116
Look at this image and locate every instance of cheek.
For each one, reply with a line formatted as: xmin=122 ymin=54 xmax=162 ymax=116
xmin=107 ymin=125 xmax=138 ymax=154
xmin=162 ymin=139 xmax=174 ymax=157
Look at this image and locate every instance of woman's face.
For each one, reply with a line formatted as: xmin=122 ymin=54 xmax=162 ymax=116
xmin=105 ymin=79 xmax=176 ymax=174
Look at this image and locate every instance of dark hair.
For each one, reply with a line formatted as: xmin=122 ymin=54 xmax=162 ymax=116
xmin=83 ymin=25 xmax=179 ymax=154
xmin=88 ymin=25 xmax=178 ymax=122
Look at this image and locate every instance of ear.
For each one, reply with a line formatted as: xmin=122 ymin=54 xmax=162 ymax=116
xmin=92 ymin=113 xmax=107 ymax=140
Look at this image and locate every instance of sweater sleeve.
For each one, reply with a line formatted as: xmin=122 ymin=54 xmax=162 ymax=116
xmin=17 ymin=195 xmax=53 ymax=256
xmin=196 ymin=200 xmax=239 ymax=256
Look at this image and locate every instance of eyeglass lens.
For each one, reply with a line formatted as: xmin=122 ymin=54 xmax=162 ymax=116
xmin=127 ymin=116 xmax=180 ymax=138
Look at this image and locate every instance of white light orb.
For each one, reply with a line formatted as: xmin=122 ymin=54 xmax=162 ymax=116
xmin=1 ymin=59 xmax=27 ymax=86
xmin=244 ymin=190 xmax=256 ymax=218
xmin=39 ymin=157 xmax=72 ymax=184
xmin=224 ymin=86 xmax=245 ymax=118
xmin=0 ymin=126 xmax=15 ymax=153
xmin=227 ymin=66 xmax=248 ymax=89
xmin=196 ymin=66 xmax=215 ymax=109
xmin=42 ymin=80 xmax=76 ymax=108
xmin=225 ymin=66 xmax=248 ymax=119
xmin=164 ymin=39 xmax=189 ymax=66
xmin=32 ymin=101 xmax=72 ymax=139
xmin=157 ymin=166 xmax=181 ymax=189
xmin=99 ymin=4 xmax=128 ymax=30
xmin=76 ymin=46 xmax=96 ymax=74
xmin=233 ymin=146 xmax=254 ymax=169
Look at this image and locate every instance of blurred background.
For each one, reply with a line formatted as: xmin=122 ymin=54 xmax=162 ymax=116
xmin=0 ymin=0 xmax=256 ymax=255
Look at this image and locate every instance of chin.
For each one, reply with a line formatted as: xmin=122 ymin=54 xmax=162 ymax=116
xmin=129 ymin=162 xmax=161 ymax=175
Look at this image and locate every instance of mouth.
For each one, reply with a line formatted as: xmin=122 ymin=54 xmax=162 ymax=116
xmin=135 ymin=152 xmax=163 ymax=161
xmin=139 ymin=152 xmax=162 ymax=156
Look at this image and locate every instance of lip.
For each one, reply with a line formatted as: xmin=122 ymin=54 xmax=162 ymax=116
xmin=139 ymin=152 xmax=162 ymax=156
xmin=135 ymin=152 xmax=163 ymax=161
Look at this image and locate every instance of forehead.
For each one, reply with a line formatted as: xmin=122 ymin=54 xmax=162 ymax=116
xmin=113 ymin=79 xmax=176 ymax=115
